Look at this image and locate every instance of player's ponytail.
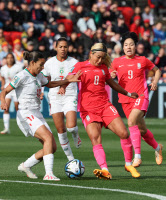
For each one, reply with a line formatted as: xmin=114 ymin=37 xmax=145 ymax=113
xmin=23 ymin=51 xmax=44 ymax=65
xmin=90 ymin=43 xmax=111 ymax=68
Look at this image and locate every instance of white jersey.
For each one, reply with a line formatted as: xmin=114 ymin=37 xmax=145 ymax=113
xmin=42 ymin=56 xmax=78 ymax=98
xmin=1 ymin=63 xmax=24 ymax=88
xmin=10 ymin=68 xmax=49 ymax=110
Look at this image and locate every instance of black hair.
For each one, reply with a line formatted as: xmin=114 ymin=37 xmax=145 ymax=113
xmin=56 ymin=37 xmax=68 ymax=47
xmin=121 ymin=32 xmax=138 ymax=46
xmin=6 ymin=53 xmax=16 ymax=65
xmin=23 ymin=51 xmax=44 ymax=64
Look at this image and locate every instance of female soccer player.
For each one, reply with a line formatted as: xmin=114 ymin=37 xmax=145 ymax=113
xmin=0 ymin=51 xmax=81 ymax=181
xmin=111 ymin=32 xmax=163 ymax=167
xmin=59 ymin=43 xmax=141 ymax=180
xmin=0 ymin=53 xmax=23 ymax=134
xmin=42 ymin=37 xmax=81 ymax=162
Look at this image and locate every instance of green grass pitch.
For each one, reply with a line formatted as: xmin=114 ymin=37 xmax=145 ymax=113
xmin=0 ymin=118 xmax=166 ymax=200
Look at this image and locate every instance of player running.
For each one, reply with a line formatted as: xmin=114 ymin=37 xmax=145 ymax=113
xmin=41 ymin=37 xmax=81 ymax=162
xmin=110 ymin=32 xmax=163 ymax=167
xmin=0 ymin=53 xmax=23 ymax=134
xmin=0 ymin=51 xmax=81 ymax=181
xmin=59 ymin=43 xmax=141 ymax=180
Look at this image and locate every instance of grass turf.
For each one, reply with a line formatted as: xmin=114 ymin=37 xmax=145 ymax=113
xmin=0 ymin=118 xmax=166 ymax=200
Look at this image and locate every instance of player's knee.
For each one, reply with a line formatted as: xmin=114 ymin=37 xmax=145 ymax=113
xmin=119 ymin=130 xmax=128 ymax=139
xmin=67 ymin=126 xmax=78 ymax=134
xmin=140 ymin=129 xmax=147 ymax=136
xmin=128 ymin=119 xmax=136 ymax=127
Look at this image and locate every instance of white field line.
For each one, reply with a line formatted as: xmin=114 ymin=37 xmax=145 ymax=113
xmin=0 ymin=180 xmax=166 ymax=200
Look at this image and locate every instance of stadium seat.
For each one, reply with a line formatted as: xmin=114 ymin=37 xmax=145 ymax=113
xmin=56 ymin=19 xmax=73 ymax=35
xmin=4 ymin=31 xmax=22 ymax=46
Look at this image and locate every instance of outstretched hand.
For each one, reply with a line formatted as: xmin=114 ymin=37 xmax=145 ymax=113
xmin=149 ymin=81 xmax=157 ymax=91
xmin=57 ymin=87 xmax=66 ymax=95
xmin=111 ymin=70 xmax=117 ymax=79
xmin=130 ymin=92 xmax=139 ymax=99
xmin=68 ymin=70 xmax=82 ymax=82
xmin=1 ymin=101 xmax=8 ymax=111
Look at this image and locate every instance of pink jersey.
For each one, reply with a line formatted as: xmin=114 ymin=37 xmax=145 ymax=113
xmin=111 ymin=55 xmax=155 ymax=103
xmin=71 ymin=60 xmax=111 ymax=113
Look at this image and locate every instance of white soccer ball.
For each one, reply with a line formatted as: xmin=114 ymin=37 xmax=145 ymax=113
xmin=65 ymin=159 xmax=85 ymax=178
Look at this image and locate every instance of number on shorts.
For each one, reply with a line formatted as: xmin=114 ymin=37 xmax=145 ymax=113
xmin=94 ymin=75 xmax=99 ymax=85
xmin=128 ymin=70 xmax=133 ymax=79
xmin=110 ymin=106 xmax=117 ymax=114
xmin=135 ymin=98 xmax=141 ymax=106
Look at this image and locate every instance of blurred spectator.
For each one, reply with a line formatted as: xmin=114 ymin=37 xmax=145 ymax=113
xmin=151 ymin=38 xmax=160 ymax=55
xmin=26 ymin=40 xmax=34 ymax=52
xmin=71 ymin=4 xmax=84 ymax=26
xmin=160 ymin=40 xmax=166 ymax=52
xmin=153 ymin=22 xmax=166 ymax=41
xmin=56 ymin=0 xmax=72 ymax=19
xmin=69 ymin=32 xmax=82 ymax=50
xmin=139 ymin=31 xmax=152 ymax=54
xmin=54 ymin=23 xmax=68 ymax=41
xmin=1 ymin=57 xmax=6 ymax=67
xmin=75 ymin=44 xmax=85 ymax=61
xmin=26 ymin=26 xmax=40 ymax=50
xmin=68 ymin=43 xmax=76 ymax=57
xmin=90 ymin=3 xmax=102 ymax=27
xmin=20 ymin=1 xmax=31 ymax=27
xmin=13 ymin=39 xmax=24 ymax=63
xmin=109 ymin=2 xmax=121 ymax=22
xmin=37 ymin=40 xmax=50 ymax=59
xmin=162 ymin=73 xmax=166 ymax=84
xmin=41 ymin=27 xmax=54 ymax=50
xmin=136 ymin=42 xmax=148 ymax=57
xmin=154 ymin=48 xmax=166 ymax=73
xmin=142 ymin=5 xmax=154 ymax=26
xmin=0 ymin=28 xmax=6 ymax=52
xmin=21 ymin=32 xmax=28 ymax=50
xmin=113 ymin=14 xmax=129 ymax=35
xmin=77 ymin=12 xmax=96 ymax=34
xmin=130 ymin=15 xmax=143 ymax=38
xmin=97 ymin=0 xmax=108 ymax=7
xmin=93 ymin=28 xmax=106 ymax=44
xmin=104 ymin=21 xmax=115 ymax=38
xmin=0 ymin=42 xmax=10 ymax=66
xmin=106 ymin=0 xmax=113 ymax=11
xmin=110 ymin=33 xmax=121 ymax=47
xmin=111 ymin=44 xmax=122 ymax=61
xmin=131 ymin=6 xmax=143 ymax=25
xmin=151 ymin=0 xmax=166 ymax=17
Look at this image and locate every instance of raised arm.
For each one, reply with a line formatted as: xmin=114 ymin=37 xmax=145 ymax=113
xmin=106 ymin=78 xmax=138 ymax=99
xmin=149 ymin=66 xmax=161 ymax=91
xmin=0 ymin=85 xmax=14 ymax=111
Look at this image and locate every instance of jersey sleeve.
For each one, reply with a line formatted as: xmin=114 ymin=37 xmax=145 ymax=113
xmin=41 ymin=73 xmax=49 ymax=86
xmin=10 ymin=73 xmax=24 ymax=89
xmin=69 ymin=62 xmax=80 ymax=75
xmin=111 ymin=59 xmax=118 ymax=71
xmin=145 ymin=57 xmax=155 ymax=70
xmin=41 ymin=63 xmax=50 ymax=77
xmin=105 ymin=67 xmax=111 ymax=80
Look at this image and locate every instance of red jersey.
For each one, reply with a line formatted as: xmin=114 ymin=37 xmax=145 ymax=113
xmin=111 ymin=55 xmax=155 ymax=103
xmin=71 ymin=60 xmax=111 ymax=113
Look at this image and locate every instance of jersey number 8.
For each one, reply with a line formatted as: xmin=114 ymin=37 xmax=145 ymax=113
xmin=94 ymin=75 xmax=99 ymax=85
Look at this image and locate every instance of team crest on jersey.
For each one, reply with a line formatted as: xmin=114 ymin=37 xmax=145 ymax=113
xmin=137 ymin=63 xmax=141 ymax=69
xmin=86 ymin=115 xmax=90 ymax=121
xmin=13 ymin=76 xmax=20 ymax=84
xmin=60 ymin=67 xmax=64 ymax=74
xmin=101 ymin=69 xmax=105 ymax=75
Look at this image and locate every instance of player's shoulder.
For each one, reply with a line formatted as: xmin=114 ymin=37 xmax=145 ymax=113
xmin=44 ymin=56 xmax=56 ymax=65
xmin=113 ymin=56 xmax=126 ymax=63
xmin=135 ymin=55 xmax=146 ymax=61
xmin=67 ymin=56 xmax=78 ymax=63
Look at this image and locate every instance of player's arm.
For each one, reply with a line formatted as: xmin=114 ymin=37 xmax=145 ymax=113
xmin=45 ymin=71 xmax=82 ymax=88
xmin=106 ymin=78 xmax=139 ymax=99
xmin=0 ymin=84 xmax=14 ymax=111
xmin=149 ymin=66 xmax=161 ymax=91
xmin=1 ymin=76 xmax=5 ymax=90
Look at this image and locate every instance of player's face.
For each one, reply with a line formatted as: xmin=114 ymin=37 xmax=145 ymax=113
xmin=56 ymin=41 xmax=68 ymax=58
xmin=6 ymin=54 xmax=15 ymax=66
xmin=123 ymin=38 xmax=136 ymax=58
xmin=34 ymin=58 xmax=45 ymax=75
xmin=90 ymin=51 xmax=106 ymax=66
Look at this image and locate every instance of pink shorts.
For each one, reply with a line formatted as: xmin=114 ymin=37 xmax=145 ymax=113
xmin=122 ymin=96 xmax=149 ymax=118
xmin=80 ymin=102 xmax=120 ymax=128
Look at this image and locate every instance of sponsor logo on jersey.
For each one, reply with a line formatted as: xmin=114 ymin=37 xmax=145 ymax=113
xmin=13 ymin=76 xmax=20 ymax=84
xmin=119 ymin=65 xmax=124 ymax=68
xmin=86 ymin=115 xmax=90 ymax=121
xmin=137 ymin=63 xmax=141 ymax=69
xmin=101 ymin=69 xmax=105 ymax=75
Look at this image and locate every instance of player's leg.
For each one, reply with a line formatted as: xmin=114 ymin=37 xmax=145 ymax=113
xmin=1 ymin=98 xmax=11 ymax=134
xmin=66 ymin=111 xmax=81 ymax=148
xmin=138 ymin=118 xmax=163 ymax=165
xmin=52 ymin=112 xmax=74 ymax=161
xmin=86 ymin=122 xmax=112 ymax=180
xmin=127 ymin=109 xmax=144 ymax=167
xmin=107 ymin=117 xmax=140 ymax=178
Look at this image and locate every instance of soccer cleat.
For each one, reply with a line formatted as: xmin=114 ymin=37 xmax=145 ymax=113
xmin=125 ymin=165 xmax=140 ymax=178
xmin=155 ymin=144 xmax=163 ymax=165
xmin=43 ymin=173 xmax=60 ymax=181
xmin=18 ymin=163 xmax=38 ymax=179
xmin=1 ymin=128 xmax=10 ymax=134
xmin=132 ymin=158 xmax=142 ymax=167
xmin=93 ymin=169 xmax=112 ymax=180
xmin=72 ymin=133 xmax=82 ymax=148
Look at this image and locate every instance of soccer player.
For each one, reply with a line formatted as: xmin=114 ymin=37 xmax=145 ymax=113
xmin=41 ymin=37 xmax=81 ymax=162
xmin=59 ymin=43 xmax=141 ymax=180
xmin=0 ymin=53 xmax=23 ymax=134
xmin=0 ymin=51 xmax=81 ymax=181
xmin=110 ymin=32 xmax=163 ymax=167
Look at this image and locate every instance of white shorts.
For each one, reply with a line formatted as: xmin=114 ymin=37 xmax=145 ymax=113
xmin=16 ymin=109 xmax=52 ymax=137
xmin=6 ymin=90 xmax=18 ymax=102
xmin=49 ymin=95 xmax=77 ymax=115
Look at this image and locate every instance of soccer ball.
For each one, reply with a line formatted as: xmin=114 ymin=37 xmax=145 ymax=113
xmin=65 ymin=159 xmax=85 ymax=178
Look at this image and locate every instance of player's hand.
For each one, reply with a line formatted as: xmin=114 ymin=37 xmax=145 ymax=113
xmin=68 ymin=70 xmax=82 ymax=82
xmin=149 ymin=81 xmax=157 ymax=91
xmin=131 ymin=92 xmax=139 ymax=99
xmin=57 ymin=87 xmax=66 ymax=95
xmin=1 ymin=101 xmax=9 ymax=111
xmin=40 ymin=93 xmax=44 ymax=100
xmin=111 ymin=70 xmax=117 ymax=79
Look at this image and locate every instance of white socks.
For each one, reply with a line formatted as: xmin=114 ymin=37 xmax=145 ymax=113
xmin=135 ymin=154 xmax=141 ymax=159
xmin=43 ymin=153 xmax=54 ymax=175
xmin=67 ymin=126 xmax=78 ymax=135
xmin=24 ymin=154 xmax=41 ymax=168
xmin=3 ymin=113 xmax=10 ymax=130
xmin=58 ymin=132 xmax=74 ymax=161
xmin=125 ymin=162 xmax=132 ymax=166
xmin=155 ymin=144 xmax=160 ymax=152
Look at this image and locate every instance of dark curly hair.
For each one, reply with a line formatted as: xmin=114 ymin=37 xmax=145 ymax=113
xmin=121 ymin=32 xmax=138 ymax=47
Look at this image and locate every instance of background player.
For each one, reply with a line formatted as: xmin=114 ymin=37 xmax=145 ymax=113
xmin=0 ymin=53 xmax=23 ymax=134
xmin=42 ymin=37 xmax=81 ymax=162
xmin=0 ymin=51 xmax=81 ymax=181
xmin=111 ymin=32 xmax=163 ymax=167
xmin=59 ymin=43 xmax=141 ymax=180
